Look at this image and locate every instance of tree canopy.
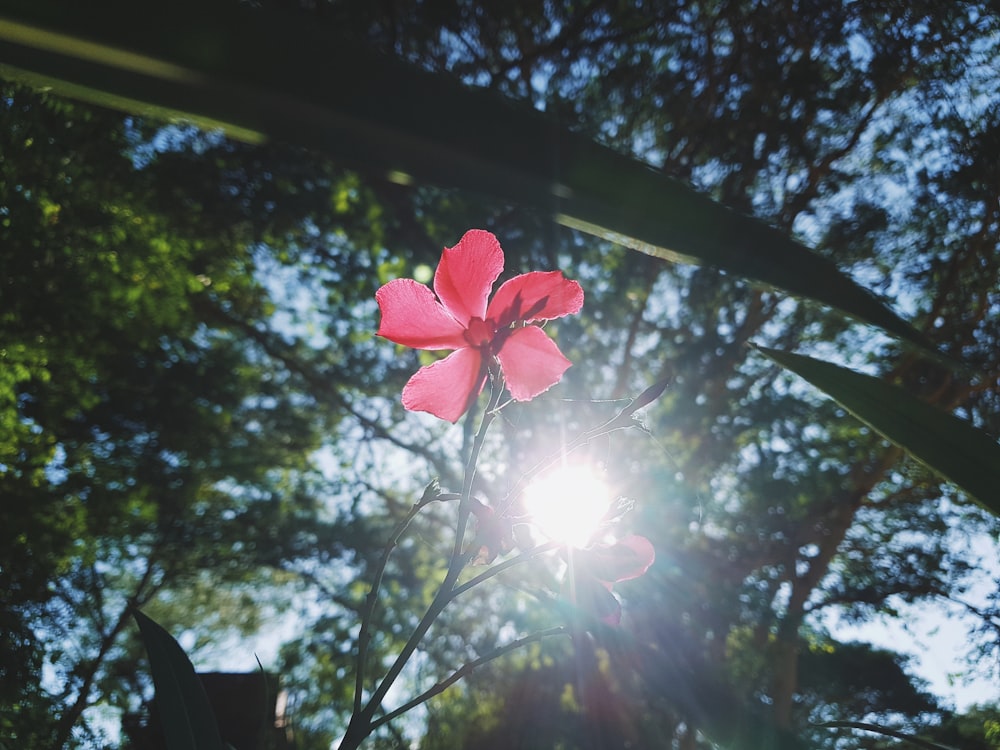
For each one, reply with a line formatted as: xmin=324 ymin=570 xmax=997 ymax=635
xmin=1 ymin=2 xmax=999 ymax=749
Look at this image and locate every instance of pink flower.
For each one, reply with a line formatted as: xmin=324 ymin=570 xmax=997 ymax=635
xmin=376 ymin=229 xmax=584 ymax=422
xmin=570 ymin=535 xmax=655 ymax=625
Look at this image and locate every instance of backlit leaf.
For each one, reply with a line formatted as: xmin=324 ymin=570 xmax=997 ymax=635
xmin=758 ymin=346 xmax=1000 ymax=514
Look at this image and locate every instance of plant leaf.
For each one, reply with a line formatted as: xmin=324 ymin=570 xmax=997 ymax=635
xmin=819 ymin=721 xmax=960 ymax=750
xmin=133 ymin=609 xmax=225 ymax=750
xmin=0 ymin=2 xmax=933 ymax=352
xmin=757 ymin=346 xmax=1000 ymax=514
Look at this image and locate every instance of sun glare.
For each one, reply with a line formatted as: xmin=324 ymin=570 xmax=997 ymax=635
xmin=522 ymin=465 xmax=612 ymax=547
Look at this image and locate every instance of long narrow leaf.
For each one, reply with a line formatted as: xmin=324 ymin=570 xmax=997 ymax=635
xmin=757 ymin=346 xmax=1000 ymax=514
xmin=0 ymin=0 xmax=933 ymax=352
xmin=133 ymin=609 xmax=225 ymax=750
xmin=819 ymin=721 xmax=959 ymax=750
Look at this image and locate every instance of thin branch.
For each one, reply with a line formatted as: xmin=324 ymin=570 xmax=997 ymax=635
xmin=281 ymin=566 xmax=364 ymax=616
xmin=343 ymin=378 xmax=667 ymax=747
xmin=352 ymin=480 xmax=444 ymax=717
xmin=370 ymin=627 xmax=569 ymax=731
xmin=196 ymin=298 xmax=455 ymax=478
xmin=452 ymin=377 xmax=505 ymax=562
xmin=52 ymin=561 xmax=160 ymax=748
xmin=341 ymin=381 xmax=505 ymax=749
xmin=499 ymin=378 xmax=670 ymax=515
xmin=941 ymin=594 xmax=1000 ymax=632
xmin=781 ymin=92 xmax=887 ymax=224
xmin=451 ymin=540 xmax=560 ymax=600
xmin=611 ymin=258 xmax=658 ymax=400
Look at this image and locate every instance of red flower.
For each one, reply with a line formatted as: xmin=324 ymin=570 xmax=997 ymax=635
xmin=376 ymin=229 xmax=584 ymax=422
xmin=569 ymin=535 xmax=655 ymax=625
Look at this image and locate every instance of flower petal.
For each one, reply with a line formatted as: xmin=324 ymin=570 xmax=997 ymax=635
xmin=434 ymin=229 xmax=504 ymax=324
xmin=496 ymin=325 xmax=572 ymax=401
xmin=581 ymin=535 xmax=656 ymax=584
xmin=401 ymin=347 xmax=487 ymax=422
xmin=376 ymin=278 xmax=468 ymax=350
xmin=487 ymin=271 xmax=583 ymax=327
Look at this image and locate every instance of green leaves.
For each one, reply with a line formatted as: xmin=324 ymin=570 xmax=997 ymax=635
xmin=133 ymin=609 xmax=225 ymax=750
xmin=757 ymin=347 xmax=1000 ymax=515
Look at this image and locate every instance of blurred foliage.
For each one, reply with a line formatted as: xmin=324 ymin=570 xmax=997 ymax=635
xmin=3 ymin=1 xmax=1000 ymax=748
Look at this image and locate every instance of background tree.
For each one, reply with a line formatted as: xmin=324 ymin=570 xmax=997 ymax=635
xmin=0 ymin=85 xmax=384 ymax=746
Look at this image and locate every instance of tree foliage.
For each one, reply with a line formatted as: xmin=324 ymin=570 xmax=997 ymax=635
xmin=0 ymin=85 xmax=371 ymax=746
xmin=2 ymin=1 xmax=1000 ymax=748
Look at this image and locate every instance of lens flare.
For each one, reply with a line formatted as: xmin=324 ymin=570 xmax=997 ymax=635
xmin=523 ymin=465 xmax=611 ymax=547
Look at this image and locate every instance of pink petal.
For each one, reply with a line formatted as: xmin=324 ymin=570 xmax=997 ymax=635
xmin=612 ymin=535 xmax=656 ymax=581
xmin=586 ymin=535 xmax=656 ymax=584
xmin=495 ymin=325 xmax=572 ymax=401
xmin=487 ymin=271 xmax=583 ymax=328
xmin=433 ymin=230 xmax=504 ymax=324
xmin=376 ymin=278 xmax=468 ymax=350
xmin=401 ymin=347 xmax=487 ymax=422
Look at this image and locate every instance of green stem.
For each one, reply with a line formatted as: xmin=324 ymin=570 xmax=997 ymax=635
xmin=452 ymin=376 xmax=505 ymax=561
xmin=369 ymin=627 xmax=569 ymax=732
xmin=451 ymin=540 xmax=559 ymax=600
xmin=340 ymin=378 xmax=505 ymax=749
xmin=351 ymin=481 xmax=441 ymax=717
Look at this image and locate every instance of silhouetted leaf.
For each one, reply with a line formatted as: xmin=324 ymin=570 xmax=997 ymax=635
xmin=758 ymin=346 xmax=1000 ymax=514
xmin=0 ymin=0 xmax=933 ymax=352
xmin=820 ymin=721 xmax=958 ymax=750
xmin=134 ymin=610 xmax=225 ymax=750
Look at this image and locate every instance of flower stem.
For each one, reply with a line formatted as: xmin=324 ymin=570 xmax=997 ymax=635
xmin=451 ymin=540 xmax=560 ymax=600
xmin=452 ymin=375 xmax=505 ymax=561
xmin=369 ymin=627 xmax=569 ymax=732
xmin=351 ymin=480 xmax=441 ymax=717
xmin=340 ymin=379 xmax=505 ymax=749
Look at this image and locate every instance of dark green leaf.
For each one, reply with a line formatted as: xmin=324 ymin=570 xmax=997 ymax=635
xmin=819 ymin=721 xmax=959 ymax=750
xmin=0 ymin=0 xmax=933 ymax=352
xmin=134 ymin=609 xmax=225 ymax=750
xmin=757 ymin=346 xmax=1000 ymax=514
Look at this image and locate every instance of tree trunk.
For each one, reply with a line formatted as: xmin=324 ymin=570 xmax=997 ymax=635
xmin=769 ymin=486 xmax=868 ymax=727
xmin=52 ymin=603 xmax=135 ymax=748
